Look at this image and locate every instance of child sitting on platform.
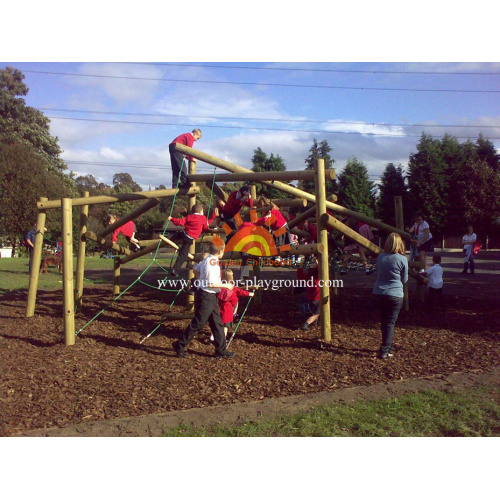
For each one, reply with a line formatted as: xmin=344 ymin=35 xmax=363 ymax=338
xmin=296 ymin=257 xmax=321 ymax=330
xmin=106 ymin=214 xmax=141 ymax=251
xmin=214 ymin=269 xmax=254 ymax=340
xmin=167 ymin=204 xmax=217 ymax=277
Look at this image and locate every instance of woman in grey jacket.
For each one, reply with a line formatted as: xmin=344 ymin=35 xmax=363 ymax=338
xmin=373 ymin=233 xmax=409 ymax=359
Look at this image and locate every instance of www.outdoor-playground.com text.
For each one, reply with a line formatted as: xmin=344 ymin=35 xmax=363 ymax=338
xmin=157 ymin=277 xmax=344 ymax=291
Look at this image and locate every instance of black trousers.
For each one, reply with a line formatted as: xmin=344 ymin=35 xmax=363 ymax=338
xmin=179 ymin=289 xmax=226 ymax=354
xmin=169 ymin=144 xmax=188 ymax=188
xmin=173 ymin=232 xmax=194 ymax=273
xmin=428 ymin=287 xmax=445 ymax=310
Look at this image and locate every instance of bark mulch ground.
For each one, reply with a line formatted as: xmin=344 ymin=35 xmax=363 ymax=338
xmin=1 ymin=278 xmax=499 ymax=437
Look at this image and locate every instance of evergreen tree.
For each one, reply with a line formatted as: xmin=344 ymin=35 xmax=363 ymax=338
xmin=376 ymin=163 xmax=409 ymax=227
xmin=337 ymin=158 xmax=375 ymax=217
xmin=301 ymin=138 xmax=337 ymax=197
xmin=251 ymin=147 xmax=287 ymax=199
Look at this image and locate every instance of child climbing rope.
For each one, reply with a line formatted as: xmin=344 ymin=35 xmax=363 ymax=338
xmin=167 ymin=203 xmax=218 ymax=277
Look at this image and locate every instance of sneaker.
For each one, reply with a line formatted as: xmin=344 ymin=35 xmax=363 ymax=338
xmin=379 ymin=352 xmax=393 ymax=360
xmin=173 ymin=340 xmax=187 ymax=358
xmin=210 ymin=334 xmax=214 ymax=341
xmin=215 ymin=350 xmax=236 ymax=359
xmin=301 ymin=322 xmax=309 ymax=330
xmin=169 ymin=269 xmax=179 ymax=277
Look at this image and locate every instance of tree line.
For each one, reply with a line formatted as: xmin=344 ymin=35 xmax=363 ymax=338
xmin=1 ymin=66 xmax=499 ymax=253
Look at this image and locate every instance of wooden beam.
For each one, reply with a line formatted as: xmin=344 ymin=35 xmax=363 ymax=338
xmin=174 ymin=144 xmax=411 ymax=240
xmin=75 ymin=191 xmax=89 ymax=311
xmin=37 ymin=186 xmax=200 ymax=210
xmin=395 ymin=196 xmax=409 ymax=311
xmin=26 ymin=197 xmax=48 ymax=318
xmin=188 ymin=169 xmax=336 ymax=183
xmin=62 ymin=198 xmax=75 ymax=346
xmin=315 ymin=158 xmax=331 ymax=342
xmin=287 ymin=194 xmax=337 ymax=230
xmin=206 ymin=181 xmax=229 ymax=202
xmin=157 ymin=234 xmax=195 ymax=260
xmin=84 ymin=231 xmax=132 ymax=256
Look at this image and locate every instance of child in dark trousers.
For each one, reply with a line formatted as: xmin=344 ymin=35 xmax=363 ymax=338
xmin=167 ymin=204 xmax=217 ymax=277
xmin=296 ymin=257 xmax=321 ymax=330
xmin=173 ymin=242 xmax=236 ymax=359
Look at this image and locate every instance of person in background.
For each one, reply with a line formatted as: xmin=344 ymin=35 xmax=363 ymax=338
xmin=24 ymin=224 xmax=37 ymax=274
xmin=422 ymin=254 xmax=445 ymax=311
xmin=297 ymin=256 xmax=320 ymax=331
xmin=372 ymin=233 xmax=408 ymax=360
xmin=169 ymin=129 xmax=202 ymax=188
xmin=461 ymin=225 xmax=477 ymax=275
xmin=408 ymin=212 xmax=434 ymax=270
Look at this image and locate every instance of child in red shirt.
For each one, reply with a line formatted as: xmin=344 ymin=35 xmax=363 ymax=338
xmin=216 ymin=269 xmax=254 ymax=340
xmin=107 ymin=214 xmax=141 ymax=251
xmin=296 ymin=257 xmax=321 ymax=330
xmin=167 ymin=203 xmax=217 ymax=277
xmin=220 ymin=186 xmax=254 ymax=230
xmin=255 ymin=197 xmax=291 ymax=252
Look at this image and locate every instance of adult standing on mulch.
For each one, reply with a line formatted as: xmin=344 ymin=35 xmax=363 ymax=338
xmin=169 ymin=129 xmax=202 ymax=188
xmin=408 ymin=212 xmax=434 ymax=270
xmin=24 ymin=224 xmax=36 ymax=274
xmin=372 ymin=233 xmax=408 ymax=360
xmin=462 ymin=225 xmax=477 ymax=275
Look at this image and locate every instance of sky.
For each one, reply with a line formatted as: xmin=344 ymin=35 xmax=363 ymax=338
xmin=3 ymin=60 xmax=499 ymax=192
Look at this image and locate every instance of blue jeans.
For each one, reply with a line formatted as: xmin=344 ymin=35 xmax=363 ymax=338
xmin=377 ymin=295 xmax=403 ymax=355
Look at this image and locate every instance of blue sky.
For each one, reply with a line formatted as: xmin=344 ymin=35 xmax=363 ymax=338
xmin=3 ymin=3 xmax=499 ymax=192
xmin=3 ymin=61 xmax=499 ymax=191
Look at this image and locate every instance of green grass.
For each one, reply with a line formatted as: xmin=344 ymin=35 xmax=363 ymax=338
xmin=0 ymin=254 xmax=174 ymax=297
xmin=163 ymin=386 xmax=500 ymax=437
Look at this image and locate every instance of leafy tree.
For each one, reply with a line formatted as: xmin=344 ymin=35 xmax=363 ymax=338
xmin=475 ymin=133 xmax=500 ymax=172
xmin=251 ymin=147 xmax=288 ymax=199
xmin=376 ymin=163 xmax=409 ymax=227
xmin=337 ymin=158 xmax=375 ymax=217
xmin=0 ymin=141 xmax=70 ymax=248
xmin=0 ymin=66 xmax=65 ymax=172
xmin=75 ymin=174 xmax=100 ymax=196
xmin=112 ymin=172 xmax=142 ymax=192
xmin=407 ymin=133 xmax=451 ymax=235
xmin=301 ymin=138 xmax=337 ymax=198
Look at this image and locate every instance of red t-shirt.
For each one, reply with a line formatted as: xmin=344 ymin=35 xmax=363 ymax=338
xmin=218 ymin=287 xmax=250 ymax=323
xmin=170 ymin=212 xmax=216 ymax=239
xmin=256 ymin=208 xmax=287 ymax=232
xmin=297 ymin=267 xmax=320 ymax=301
xmin=306 ymin=222 xmax=317 ymax=243
xmin=223 ymin=191 xmax=254 ymax=218
xmin=170 ymin=132 xmax=196 ymax=161
xmin=112 ymin=220 xmax=136 ymax=242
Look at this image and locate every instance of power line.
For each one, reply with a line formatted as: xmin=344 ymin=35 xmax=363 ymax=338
xmin=119 ymin=62 xmax=500 ymax=76
xmin=39 ymin=107 xmax=500 ymax=129
xmin=20 ymin=69 xmax=500 ymax=93
xmin=48 ymin=115 xmax=500 ymax=140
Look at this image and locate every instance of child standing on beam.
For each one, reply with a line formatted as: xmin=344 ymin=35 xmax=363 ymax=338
xmin=167 ymin=203 xmax=217 ymax=277
xmin=173 ymin=241 xmax=236 ymax=359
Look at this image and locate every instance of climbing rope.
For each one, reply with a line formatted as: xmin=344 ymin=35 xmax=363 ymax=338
xmin=226 ymin=293 xmax=254 ymax=348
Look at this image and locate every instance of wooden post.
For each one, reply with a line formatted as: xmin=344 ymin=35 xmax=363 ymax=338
xmin=26 ymin=197 xmax=48 ymax=317
xmin=186 ymin=159 xmax=197 ymax=311
xmin=113 ymin=258 xmax=121 ymax=295
xmin=75 ymin=191 xmax=89 ymax=311
xmin=394 ymin=196 xmax=409 ymax=311
xmin=62 ymin=198 xmax=75 ymax=346
xmin=314 ymin=159 xmax=331 ymax=342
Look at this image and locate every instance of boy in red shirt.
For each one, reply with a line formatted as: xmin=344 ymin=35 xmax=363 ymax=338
xmin=220 ymin=186 xmax=254 ymax=230
xmin=167 ymin=203 xmax=217 ymax=277
xmin=296 ymin=257 xmax=321 ymax=330
xmin=107 ymin=214 xmax=141 ymax=251
xmin=169 ymin=128 xmax=202 ymax=188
